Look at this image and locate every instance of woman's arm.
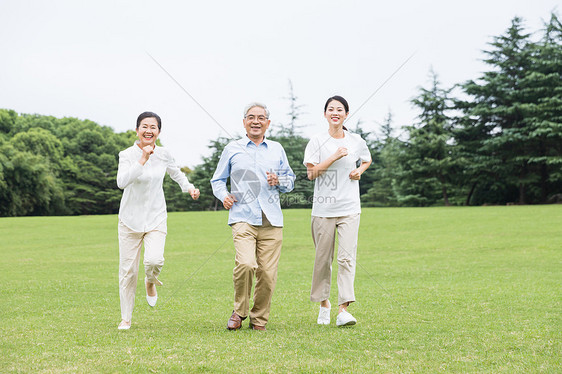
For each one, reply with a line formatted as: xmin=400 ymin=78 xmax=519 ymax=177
xmin=116 ymin=152 xmax=143 ymax=189
xmin=116 ymin=146 xmax=154 ymax=189
xmin=306 ymin=147 xmax=348 ymax=180
xmin=349 ymin=160 xmax=372 ymax=180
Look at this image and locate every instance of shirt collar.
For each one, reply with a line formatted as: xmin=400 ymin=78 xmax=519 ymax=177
xmin=134 ymin=140 xmax=159 ymax=152
xmin=240 ymin=135 xmax=269 ymax=148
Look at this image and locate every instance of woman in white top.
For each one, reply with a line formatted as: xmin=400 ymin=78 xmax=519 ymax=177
xmin=303 ymin=96 xmax=372 ymax=326
xmin=116 ymin=112 xmax=200 ymax=330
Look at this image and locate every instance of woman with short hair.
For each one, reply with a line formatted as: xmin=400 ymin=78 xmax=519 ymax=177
xmin=116 ymin=111 xmax=200 ymax=330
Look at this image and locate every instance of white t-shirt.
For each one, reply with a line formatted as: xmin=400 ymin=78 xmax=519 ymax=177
xmin=303 ymin=130 xmax=371 ymax=217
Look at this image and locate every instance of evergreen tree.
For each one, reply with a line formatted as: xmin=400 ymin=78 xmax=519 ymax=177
xmin=363 ymin=111 xmax=401 ymax=206
xmin=522 ymin=13 xmax=562 ymax=202
xmin=344 ymin=119 xmax=374 ymax=198
xmin=270 ymin=81 xmax=313 ymax=208
xmin=395 ymin=70 xmax=456 ymax=206
xmin=458 ymin=14 xmax=562 ymax=204
xmin=182 ymin=136 xmax=231 ymax=211
xmin=276 ymin=80 xmax=306 ymax=137
xmin=459 ymin=17 xmax=533 ymax=204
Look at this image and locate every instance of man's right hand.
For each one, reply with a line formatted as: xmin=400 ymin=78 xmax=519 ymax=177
xmin=223 ymin=194 xmax=237 ymax=210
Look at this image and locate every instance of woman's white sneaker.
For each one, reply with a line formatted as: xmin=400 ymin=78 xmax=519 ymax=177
xmin=118 ymin=320 xmax=131 ymax=330
xmin=146 ymin=294 xmax=157 ymax=307
xmin=317 ymin=306 xmax=331 ymax=325
xmin=146 ymin=278 xmax=157 ymax=307
xmin=336 ymin=310 xmax=357 ymax=326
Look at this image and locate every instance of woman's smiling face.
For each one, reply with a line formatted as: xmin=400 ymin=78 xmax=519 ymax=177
xmin=324 ymin=99 xmax=348 ymax=126
xmin=136 ymin=117 xmax=160 ymax=147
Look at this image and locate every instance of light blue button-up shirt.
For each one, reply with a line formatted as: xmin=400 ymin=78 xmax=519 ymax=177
xmin=211 ymin=137 xmax=295 ymax=227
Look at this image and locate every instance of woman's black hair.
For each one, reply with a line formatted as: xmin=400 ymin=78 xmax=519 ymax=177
xmin=136 ymin=111 xmax=162 ymax=130
xmin=324 ymin=96 xmax=349 ymax=131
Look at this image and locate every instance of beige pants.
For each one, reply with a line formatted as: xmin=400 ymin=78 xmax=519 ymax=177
xmin=118 ymin=219 xmax=166 ymax=322
xmin=231 ymin=214 xmax=283 ymax=327
xmin=310 ymin=214 xmax=361 ymax=306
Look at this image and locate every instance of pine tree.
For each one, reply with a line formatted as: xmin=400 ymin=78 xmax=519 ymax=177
xmin=522 ymin=13 xmax=562 ymax=202
xmin=460 ymin=17 xmax=533 ymax=204
xmin=363 ymin=111 xmax=401 ymax=206
xmin=459 ymin=14 xmax=562 ymax=204
xmin=396 ymin=70 xmax=456 ymax=206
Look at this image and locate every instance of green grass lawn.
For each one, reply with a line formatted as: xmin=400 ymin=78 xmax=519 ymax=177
xmin=1 ymin=206 xmax=561 ymax=373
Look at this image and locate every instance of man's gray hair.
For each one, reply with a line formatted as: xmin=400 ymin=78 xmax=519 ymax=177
xmin=243 ymin=102 xmax=270 ymax=118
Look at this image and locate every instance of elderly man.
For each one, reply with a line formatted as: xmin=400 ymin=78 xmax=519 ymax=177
xmin=211 ymin=102 xmax=295 ymax=331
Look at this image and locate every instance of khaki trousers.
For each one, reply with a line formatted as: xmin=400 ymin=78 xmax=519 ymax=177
xmin=118 ymin=219 xmax=166 ymax=322
xmin=310 ymin=214 xmax=360 ymax=306
xmin=231 ymin=215 xmax=283 ymax=327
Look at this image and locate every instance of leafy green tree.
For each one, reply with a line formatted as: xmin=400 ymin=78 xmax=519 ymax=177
xmin=0 ymin=143 xmax=64 ymax=216
xmin=11 ymin=128 xmax=64 ymax=164
xmin=56 ymin=121 xmax=123 ymax=214
xmin=0 ymin=109 xmax=17 ymax=134
xmin=0 ymin=112 xmax=135 ymax=216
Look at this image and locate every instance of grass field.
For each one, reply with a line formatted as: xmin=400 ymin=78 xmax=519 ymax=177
xmin=1 ymin=206 xmax=561 ymax=373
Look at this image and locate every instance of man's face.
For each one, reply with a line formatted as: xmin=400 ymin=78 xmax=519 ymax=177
xmin=243 ymin=106 xmax=270 ymax=141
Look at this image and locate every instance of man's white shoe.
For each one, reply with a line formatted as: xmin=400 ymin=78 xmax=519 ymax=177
xmin=336 ymin=310 xmax=357 ymax=326
xmin=317 ymin=305 xmax=331 ymax=325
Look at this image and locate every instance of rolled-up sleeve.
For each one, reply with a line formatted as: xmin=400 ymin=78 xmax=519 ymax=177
xmin=359 ymin=138 xmax=372 ymax=163
xmin=210 ymin=147 xmax=231 ymax=202
xmin=277 ymin=147 xmax=295 ymax=193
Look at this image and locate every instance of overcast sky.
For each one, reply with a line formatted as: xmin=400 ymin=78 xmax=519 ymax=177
xmin=1 ymin=0 xmax=559 ymax=166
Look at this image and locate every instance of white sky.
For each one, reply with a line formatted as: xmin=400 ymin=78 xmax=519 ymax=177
xmin=0 ymin=0 xmax=559 ymax=166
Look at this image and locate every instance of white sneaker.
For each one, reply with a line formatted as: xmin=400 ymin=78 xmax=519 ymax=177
xmin=146 ymin=294 xmax=157 ymax=307
xmin=317 ymin=304 xmax=331 ymax=325
xmin=146 ymin=278 xmax=157 ymax=307
xmin=118 ymin=320 xmax=131 ymax=330
xmin=336 ymin=310 xmax=357 ymax=326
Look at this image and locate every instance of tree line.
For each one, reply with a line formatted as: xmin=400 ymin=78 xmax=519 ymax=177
xmin=1 ymin=14 xmax=560 ymax=216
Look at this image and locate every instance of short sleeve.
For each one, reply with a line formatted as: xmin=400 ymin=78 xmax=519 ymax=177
xmin=303 ymin=137 xmax=320 ymax=166
xmin=358 ymin=138 xmax=372 ymax=163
